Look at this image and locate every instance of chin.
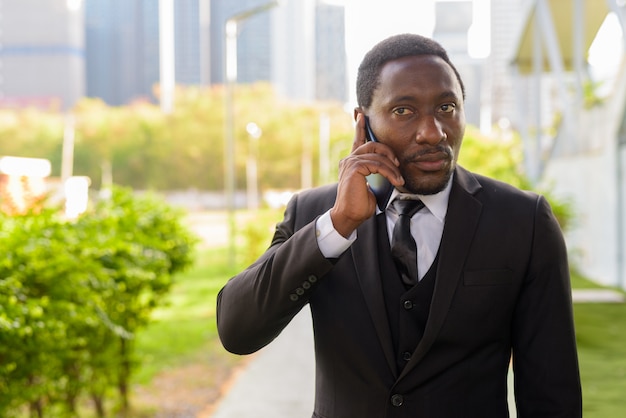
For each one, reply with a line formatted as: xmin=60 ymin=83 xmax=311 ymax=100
xmin=404 ymin=170 xmax=453 ymax=195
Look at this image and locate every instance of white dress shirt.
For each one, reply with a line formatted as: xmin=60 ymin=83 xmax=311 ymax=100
xmin=316 ymin=178 xmax=452 ymax=281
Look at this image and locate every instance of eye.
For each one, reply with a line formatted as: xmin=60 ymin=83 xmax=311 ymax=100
xmin=440 ymin=103 xmax=456 ymax=113
xmin=392 ymin=107 xmax=414 ymax=116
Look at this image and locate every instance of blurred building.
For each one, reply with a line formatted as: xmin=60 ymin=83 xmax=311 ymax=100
xmin=0 ymin=0 xmax=85 ymax=110
xmin=212 ymin=0 xmax=347 ymax=103
xmin=0 ymin=0 xmax=346 ymax=107
xmin=315 ymin=1 xmax=348 ymax=103
xmin=85 ymin=0 xmax=210 ymax=106
xmin=83 ymin=0 xmax=347 ymax=105
xmin=509 ymin=0 xmax=626 ymax=289
xmin=209 ymin=0 xmax=273 ymax=86
xmin=175 ymin=0 xmax=211 ymax=85
xmin=85 ymin=0 xmax=159 ymax=105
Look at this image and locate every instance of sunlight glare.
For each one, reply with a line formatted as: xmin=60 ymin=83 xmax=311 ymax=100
xmin=588 ymin=12 xmax=623 ymax=80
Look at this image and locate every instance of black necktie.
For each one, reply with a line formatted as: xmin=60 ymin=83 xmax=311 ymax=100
xmin=391 ymin=199 xmax=425 ymax=287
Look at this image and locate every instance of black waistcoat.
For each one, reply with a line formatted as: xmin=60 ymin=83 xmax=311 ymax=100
xmin=376 ymin=213 xmax=439 ymax=374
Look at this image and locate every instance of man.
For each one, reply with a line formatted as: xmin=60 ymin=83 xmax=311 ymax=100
xmin=216 ymin=33 xmax=582 ymax=417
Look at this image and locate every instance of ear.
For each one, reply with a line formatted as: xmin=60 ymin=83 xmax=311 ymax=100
xmin=353 ymin=107 xmax=363 ymax=121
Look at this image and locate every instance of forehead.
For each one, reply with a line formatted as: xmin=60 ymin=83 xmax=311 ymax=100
xmin=374 ymin=55 xmax=462 ymax=104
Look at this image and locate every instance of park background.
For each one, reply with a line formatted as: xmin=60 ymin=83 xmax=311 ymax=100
xmin=0 ymin=0 xmax=625 ymax=416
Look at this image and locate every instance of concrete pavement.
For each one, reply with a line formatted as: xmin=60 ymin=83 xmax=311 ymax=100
xmin=209 ymin=308 xmax=315 ymax=418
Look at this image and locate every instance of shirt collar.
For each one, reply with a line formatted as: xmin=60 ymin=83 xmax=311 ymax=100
xmin=385 ymin=174 xmax=453 ymax=223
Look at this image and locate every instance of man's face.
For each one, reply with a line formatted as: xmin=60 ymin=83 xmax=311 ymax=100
xmin=366 ymin=55 xmax=466 ymax=195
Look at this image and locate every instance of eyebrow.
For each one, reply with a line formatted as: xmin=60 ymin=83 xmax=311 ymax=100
xmin=388 ymin=91 xmax=460 ymax=104
xmin=437 ymin=91 xmax=460 ymax=101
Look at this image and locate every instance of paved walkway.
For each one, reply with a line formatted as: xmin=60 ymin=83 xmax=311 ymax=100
xmin=209 ymin=308 xmax=315 ymax=418
xmin=572 ymin=288 xmax=625 ymax=303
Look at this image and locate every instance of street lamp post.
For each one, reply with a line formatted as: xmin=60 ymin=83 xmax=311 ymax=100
xmin=246 ymin=122 xmax=262 ymax=210
xmin=224 ymin=1 xmax=280 ymax=267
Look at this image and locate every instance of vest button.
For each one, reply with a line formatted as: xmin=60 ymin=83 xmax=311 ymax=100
xmin=403 ymin=300 xmax=413 ymax=310
xmin=390 ymin=394 xmax=404 ymax=407
xmin=403 ymin=351 xmax=412 ymax=361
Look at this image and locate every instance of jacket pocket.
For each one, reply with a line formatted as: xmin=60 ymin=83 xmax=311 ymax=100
xmin=463 ymin=268 xmax=512 ymax=286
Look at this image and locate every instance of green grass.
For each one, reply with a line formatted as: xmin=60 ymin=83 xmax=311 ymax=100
xmin=131 ymin=227 xmax=626 ymax=417
xmin=570 ymin=269 xmax=612 ymax=289
xmin=571 ymin=273 xmax=626 ymax=417
xmin=132 ymin=246 xmax=243 ymax=385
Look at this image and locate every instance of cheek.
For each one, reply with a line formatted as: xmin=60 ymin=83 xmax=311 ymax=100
xmin=448 ymin=125 xmax=465 ymax=155
xmin=452 ymin=137 xmax=464 ymax=158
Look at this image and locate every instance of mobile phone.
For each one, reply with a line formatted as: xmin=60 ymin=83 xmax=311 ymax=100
xmin=364 ymin=117 xmax=394 ymax=210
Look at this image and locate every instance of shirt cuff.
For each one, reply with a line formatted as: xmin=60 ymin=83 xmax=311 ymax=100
xmin=316 ymin=210 xmax=357 ymax=258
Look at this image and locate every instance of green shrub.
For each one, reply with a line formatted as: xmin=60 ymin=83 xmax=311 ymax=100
xmin=0 ymin=187 xmax=198 ymax=417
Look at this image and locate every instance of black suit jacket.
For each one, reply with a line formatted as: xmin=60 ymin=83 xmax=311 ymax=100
xmin=217 ymin=166 xmax=582 ymax=417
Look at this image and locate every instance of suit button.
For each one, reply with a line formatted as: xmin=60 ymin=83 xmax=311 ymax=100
xmin=402 ymin=351 xmax=412 ymax=361
xmin=308 ymin=275 xmax=318 ymax=283
xmin=302 ymin=281 xmax=311 ymax=290
xmin=295 ymin=287 xmax=305 ymax=296
xmin=289 ymin=294 xmax=299 ymax=302
xmin=403 ymin=300 xmax=413 ymax=310
xmin=390 ymin=394 xmax=404 ymax=407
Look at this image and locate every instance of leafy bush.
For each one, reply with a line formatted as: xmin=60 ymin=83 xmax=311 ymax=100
xmin=0 ymin=187 xmax=197 ymax=417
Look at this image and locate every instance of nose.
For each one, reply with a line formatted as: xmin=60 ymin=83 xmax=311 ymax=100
xmin=415 ymin=116 xmax=446 ymax=145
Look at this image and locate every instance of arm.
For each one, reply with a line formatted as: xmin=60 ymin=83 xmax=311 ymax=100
xmin=512 ymin=195 xmax=582 ymax=417
xmin=216 ymin=193 xmax=336 ymax=355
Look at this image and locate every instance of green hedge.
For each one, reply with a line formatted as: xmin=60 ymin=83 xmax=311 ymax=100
xmin=0 ymin=187 xmax=197 ymax=417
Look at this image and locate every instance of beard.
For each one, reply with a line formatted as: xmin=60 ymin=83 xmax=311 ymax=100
xmin=399 ymin=145 xmax=456 ymax=195
xmin=401 ymin=166 xmax=454 ymax=195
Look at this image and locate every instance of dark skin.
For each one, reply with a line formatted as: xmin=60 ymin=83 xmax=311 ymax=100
xmin=330 ymin=55 xmax=466 ymax=238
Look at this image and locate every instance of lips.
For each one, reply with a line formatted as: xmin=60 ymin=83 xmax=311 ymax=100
xmin=411 ymin=150 xmax=451 ymax=172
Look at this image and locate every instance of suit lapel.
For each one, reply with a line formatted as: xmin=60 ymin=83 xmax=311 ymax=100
xmin=351 ymin=212 xmax=398 ymax=378
xmin=399 ymin=167 xmax=483 ymax=379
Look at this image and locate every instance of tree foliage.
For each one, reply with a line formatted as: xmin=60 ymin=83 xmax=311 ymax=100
xmin=0 ymin=83 xmax=352 ymax=192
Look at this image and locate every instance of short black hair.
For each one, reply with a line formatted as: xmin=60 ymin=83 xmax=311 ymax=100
xmin=356 ymin=33 xmax=466 ymax=109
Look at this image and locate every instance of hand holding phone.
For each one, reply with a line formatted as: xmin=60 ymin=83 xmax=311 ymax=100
xmin=364 ymin=117 xmax=394 ymax=210
xmin=330 ymin=114 xmax=401 ymax=238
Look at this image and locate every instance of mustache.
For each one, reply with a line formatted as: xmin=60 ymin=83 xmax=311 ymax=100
xmin=406 ymin=144 xmax=453 ymax=161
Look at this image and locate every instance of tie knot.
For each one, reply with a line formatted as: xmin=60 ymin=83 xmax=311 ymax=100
xmin=393 ymin=199 xmax=424 ymax=217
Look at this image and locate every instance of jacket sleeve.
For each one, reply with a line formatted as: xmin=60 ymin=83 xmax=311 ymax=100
xmin=216 ymin=191 xmax=337 ymax=355
xmin=512 ymin=195 xmax=582 ymax=417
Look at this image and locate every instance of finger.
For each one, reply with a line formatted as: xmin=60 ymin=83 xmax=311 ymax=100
xmin=366 ymin=158 xmax=405 ymax=186
xmin=343 ymin=153 xmax=404 ymax=186
xmin=353 ymin=140 xmax=401 ymax=169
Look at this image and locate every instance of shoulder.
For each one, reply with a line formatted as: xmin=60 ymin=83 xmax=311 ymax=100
xmin=281 ymin=184 xmax=338 ymax=229
xmin=456 ymin=165 xmax=539 ymax=204
xmin=293 ymin=183 xmax=338 ymax=205
xmin=454 ymin=166 xmax=553 ymax=222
